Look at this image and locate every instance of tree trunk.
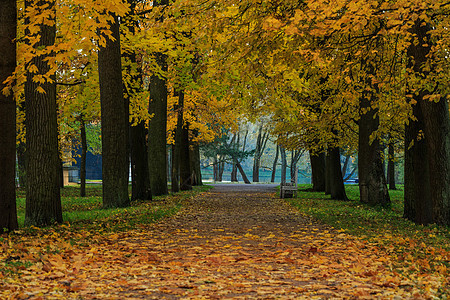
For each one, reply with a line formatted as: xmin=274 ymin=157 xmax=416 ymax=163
xmin=124 ymin=1 xmax=151 ymax=201
xmin=280 ymin=146 xmax=287 ymax=183
xmin=231 ymin=133 xmax=239 ymax=182
xmin=271 ymin=145 xmax=280 ymax=183
xmin=236 ymin=161 xmax=251 ymax=184
xmin=179 ymin=97 xmax=192 ymax=190
xmin=171 ymin=142 xmax=180 ymax=192
xmin=404 ymin=20 xmax=450 ymax=225
xmin=80 ymin=117 xmax=87 ymax=197
xmin=213 ymin=156 xmax=219 ymax=181
xmin=148 ymin=52 xmax=168 ymax=196
xmin=252 ymin=126 xmax=269 ymax=182
xmin=218 ymin=159 xmax=225 ymax=182
xmin=98 ymin=13 xmax=130 ymax=208
xmin=358 ymin=81 xmax=390 ymax=207
xmin=0 ymin=0 xmax=18 ymax=232
xmin=418 ymin=92 xmax=450 ymax=226
xmin=290 ymin=150 xmax=302 ymax=182
xmin=147 ymin=1 xmax=169 ymax=196
xmin=130 ymin=122 xmax=151 ymax=200
xmin=387 ymin=141 xmax=396 ymax=190
xmin=189 ymin=140 xmax=202 ymax=186
xmin=325 ymin=151 xmax=331 ymax=195
xmin=310 ymin=151 xmax=326 ymax=192
xmin=327 ymin=147 xmax=348 ymax=201
xmin=24 ymin=0 xmax=62 ymax=226
xmin=17 ymin=139 xmax=27 ymax=189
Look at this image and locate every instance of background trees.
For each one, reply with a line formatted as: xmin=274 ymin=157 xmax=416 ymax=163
xmin=0 ymin=0 xmax=19 ymax=232
xmin=3 ymin=0 xmax=450 ymax=227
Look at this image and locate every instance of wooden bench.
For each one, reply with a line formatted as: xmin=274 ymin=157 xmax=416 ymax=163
xmin=280 ymin=168 xmax=298 ymax=198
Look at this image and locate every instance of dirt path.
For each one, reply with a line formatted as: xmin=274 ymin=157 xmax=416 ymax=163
xmin=2 ymin=184 xmax=420 ymax=299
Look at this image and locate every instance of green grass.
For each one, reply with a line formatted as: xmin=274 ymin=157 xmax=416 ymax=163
xmin=16 ymin=184 xmax=212 ymax=232
xmin=288 ymin=184 xmax=450 ymax=252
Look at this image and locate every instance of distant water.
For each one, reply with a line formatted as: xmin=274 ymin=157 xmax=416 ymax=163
xmin=201 ymin=168 xmax=311 ymax=184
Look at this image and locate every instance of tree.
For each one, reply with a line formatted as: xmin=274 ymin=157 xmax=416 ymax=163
xmin=124 ymin=0 xmax=151 ymax=201
xmin=387 ymin=140 xmax=396 ymax=190
xmin=24 ymin=0 xmax=63 ymax=226
xmin=326 ymin=146 xmax=348 ymax=201
xmin=358 ymin=61 xmax=390 ymax=208
xmin=0 ymin=0 xmax=19 ymax=232
xmin=98 ymin=12 xmax=130 ymax=208
xmin=404 ymin=17 xmax=450 ymax=226
xmin=271 ymin=144 xmax=280 ymax=183
xmin=148 ymin=0 xmax=169 ymax=197
xmin=309 ymin=151 xmax=325 ymax=192
xmin=252 ymin=124 xmax=270 ymax=182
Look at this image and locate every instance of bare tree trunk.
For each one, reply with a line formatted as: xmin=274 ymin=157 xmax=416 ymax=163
xmin=24 ymin=0 xmax=62 ymax=226
xmin=310 ymin=151 xmax=326 ymax=192
xmin=387 ymin=141 xmax=396 ymax=190
xmin=290 ymin=150 xmax=303 ymax=181
xmin=179 ymin=105 xmax=192 ymax=191
xmin=358 ymin=65 xmax=390 ymax=207
xmin=213 ymin=156 xmax=219 ymax=181
xmin=236 ymin=161 xmax=251 ymax=184
xmin=252 ymin=126 xmax=269 ymax=182
xmin=189 ymin=139 xmax=202 ymax=186
xmin=218 ymin=159 xmax=225 ymax=182
xmin=231 ymin=133 xmax=239 ymax=182
xmin=325 ymin=150 xmax=331 ymax=195
xmin=130 ymin=121 xmax=151 ymax=200
xmin=280 ymin=146 xmax=287 ymax=184
xmin=148 ymin=0 xmax=169 ymax=196
xmin=98 ymin=13 xmax=129 ymax=208
xmin=404 ymin=20 xmax=450 ymax=225
xmin=328 ymin=146 xmax=348 ymax=201
xmin=271 ymin=144 xmax=280 ymax=183
xmin=80 ymin=117 xmax=87 ymax=197
xmin=0 ymin=0 xmax=18 ymax=232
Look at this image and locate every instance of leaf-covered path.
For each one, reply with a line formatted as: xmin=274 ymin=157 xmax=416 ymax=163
xmin=1 ymin=185 xmax=435 ymax=299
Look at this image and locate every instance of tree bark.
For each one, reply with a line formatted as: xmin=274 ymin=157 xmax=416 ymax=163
xmin=271 ymin=144 xmax=280 ymax=183
xmin=17 ymin=139 xmax=27 ymax=189
xmin=290 ymin=150 xmax=302 ymax=182
xmin=387 ymin=141 xmax=396 ymax=190
xmin=189 ymin=139 xmax=202 ymax=186
xmin=171 ymin=142 xmax=179 ymax=192
xmin=125 ymin=0 xmax=151 ymax=201
xmin=358 ymin=80 xmax=390 ymax=207
xmin=231 ymin=133 xmax=239 ymax=182
xmin=24 ymin=0 xmax=63 ymax=226
xmin=252 ymin=126 xmax=269 ymax=182
xmin=0 ymin=0 xmax=19 ymax=232
xmin=404 ymin=20 xmax=450 ymax=226
xmin=236 ymin=161 xmax=251 ymax=184
xmin=98 ymin=14 xmax=130 ymax=208
xmin=80 ymin=117 xmax=87 ymax=197
xmin=310 ymin=151 xmax=326 ymax=192
xmin=179 ymin=94 xmax=192 ymax=191
xmin=148 ymin=0 xmax=169 ymax=196
xmin=280 ymin=146 xmax=287 ymax=183
xmin=213 ymin=156 xmax=219 ymax=182
xmin=327 ymin=147 xmax=348 ymax=201
xmin=325 ymin=151 xmax=331 ymax=195
xmin=148 ymin=53 xmax=169 ymax=196
xmin=130 ymin=122 xmax=151 ymax=200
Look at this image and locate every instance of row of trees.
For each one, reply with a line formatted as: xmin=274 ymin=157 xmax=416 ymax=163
xmin=1 ymin=0 xmax=449 ymax=230
xmin=213 ymin=0 xmax=450 ymax=226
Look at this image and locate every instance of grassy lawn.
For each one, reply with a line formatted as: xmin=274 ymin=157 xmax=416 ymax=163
xmin=288 ymin=184 xmax=450 ymax=283
xmin=15 ymin=184 xmax=212 ymax=232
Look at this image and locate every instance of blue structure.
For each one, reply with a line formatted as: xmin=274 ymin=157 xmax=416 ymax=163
xmin=73 ymin=149 xmax=103 ymax=180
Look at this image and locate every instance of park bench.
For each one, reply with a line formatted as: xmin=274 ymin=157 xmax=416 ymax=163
xmin=280 ymin=168 xmax=298 ymax=198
